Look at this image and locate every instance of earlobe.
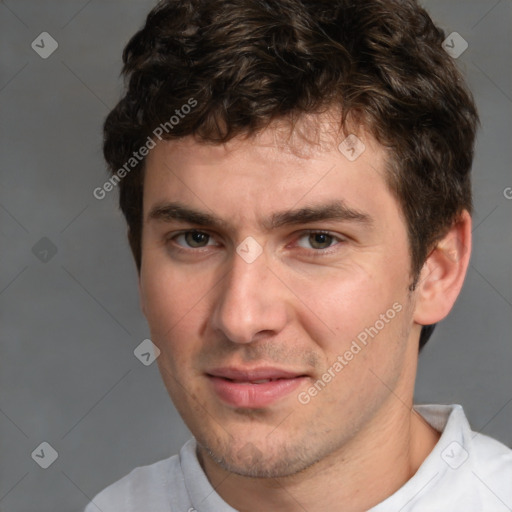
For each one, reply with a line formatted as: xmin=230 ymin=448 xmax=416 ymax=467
xmin=413 ymin=210 xmax=472 ymax=326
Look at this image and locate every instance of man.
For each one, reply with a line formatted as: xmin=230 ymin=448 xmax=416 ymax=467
xmin=86 ymin=0 xmax=512 ymax=510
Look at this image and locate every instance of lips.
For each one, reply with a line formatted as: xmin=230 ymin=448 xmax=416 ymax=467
xmin=206 ymin=367 xmax=309 ymax=408
xmin=208 ymin=367 xmax=305 ymax=381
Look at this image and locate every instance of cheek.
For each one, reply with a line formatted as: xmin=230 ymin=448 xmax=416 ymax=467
xmin=139 ymin=253 xmax=212 ymax=341
xmin=292 ymin=265 xmax=403 ymax=346
xmin=140 ymin=264 xmax=213 ymax=388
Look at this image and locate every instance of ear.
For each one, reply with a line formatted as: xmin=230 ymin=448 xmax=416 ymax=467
xmin=413 ymin=210 xmax=472 ymax=326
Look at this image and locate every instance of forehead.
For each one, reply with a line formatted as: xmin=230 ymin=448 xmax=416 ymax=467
xmin=142 ymin=118 xmax=396 ymax=228
xmin=149 ymin=112 xmax=385 ymax=164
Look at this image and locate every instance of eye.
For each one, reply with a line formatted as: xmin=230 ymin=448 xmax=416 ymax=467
xmin=168 ymin=229 xmax=344 ymax=254
xmin=171 ymin=230 xmax=218 ymax=249
xmin=295 ymin=231 xmax=344 ymax=251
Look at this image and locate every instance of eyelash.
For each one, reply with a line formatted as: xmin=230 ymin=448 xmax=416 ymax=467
xmin=166 ymin=230 xmax=346 ymax=257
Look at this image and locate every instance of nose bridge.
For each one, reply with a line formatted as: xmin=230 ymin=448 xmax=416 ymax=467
xmin=211 ymin=244 xmax=286 ymax=344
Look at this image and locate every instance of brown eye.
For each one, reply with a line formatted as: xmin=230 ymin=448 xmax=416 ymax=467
xmin=173 ymin=231 xmax=213 ymax=248
xmin=185 ymin=231 xmax=210 ymax=247
xmin=308 ymin=232 xmax=334 ymax=250
xmin=294 ymin=231 xmax=346 ymax=255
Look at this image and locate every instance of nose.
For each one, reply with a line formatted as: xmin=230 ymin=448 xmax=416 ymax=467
xmin=210 ymin=244 xmax=289 ymax=344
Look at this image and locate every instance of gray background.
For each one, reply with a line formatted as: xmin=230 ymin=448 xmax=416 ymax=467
xmin=0 ymin=1 xmax=511 ymax=511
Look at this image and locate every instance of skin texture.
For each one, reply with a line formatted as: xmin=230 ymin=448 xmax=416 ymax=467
xmin=138 ymin=118 xmax=471 ymax=511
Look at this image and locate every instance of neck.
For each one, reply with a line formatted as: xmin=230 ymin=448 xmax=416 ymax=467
xmin=198 ymin=397 xmax=440 ymax=512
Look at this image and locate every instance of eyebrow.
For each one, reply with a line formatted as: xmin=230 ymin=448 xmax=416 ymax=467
xmin=147 ymin=200 xmax=373 ymax=231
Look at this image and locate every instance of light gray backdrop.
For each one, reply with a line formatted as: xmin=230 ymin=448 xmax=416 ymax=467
xmin=0 ymin=1 xmax=511 ymax=511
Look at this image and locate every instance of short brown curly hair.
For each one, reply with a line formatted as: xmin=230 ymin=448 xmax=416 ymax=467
xmin=103 ymin=0 xmax=479 ymax=350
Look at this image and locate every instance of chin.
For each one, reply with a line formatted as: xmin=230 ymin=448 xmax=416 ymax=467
xmin=199 ymin=436 xmax=322 ymax=479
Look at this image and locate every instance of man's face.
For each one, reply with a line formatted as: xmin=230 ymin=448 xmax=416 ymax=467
xmin=139 ymin=122 xmax=420 ymax=478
